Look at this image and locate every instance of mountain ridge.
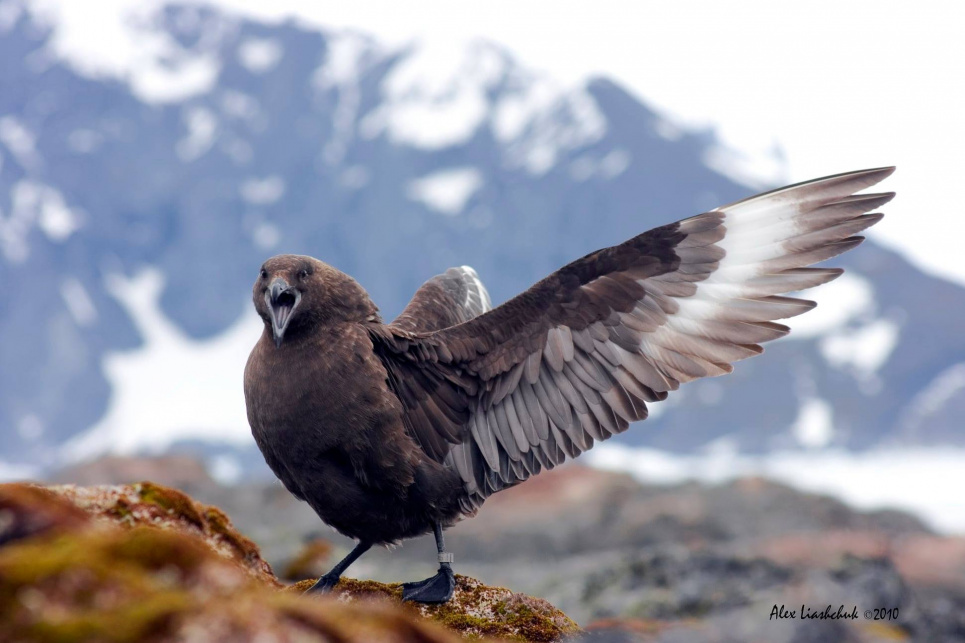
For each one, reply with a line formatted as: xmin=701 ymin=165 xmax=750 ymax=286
xmin=1 ymin=2 xmax=960 ymax=473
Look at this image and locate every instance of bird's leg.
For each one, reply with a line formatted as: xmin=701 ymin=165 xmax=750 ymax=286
xmin=305 ymin=540 xmax=372 ymax=594
xmin=402 ymin=522 xmax=456 ymax=603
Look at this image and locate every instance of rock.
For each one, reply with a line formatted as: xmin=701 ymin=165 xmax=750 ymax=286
xmin=47 ymin=481 xmax=278 ymax=586
xmin=0 ymin=482 xmax=580 ymax=642
xmin=282 ymin=537 xmax=334 ymax=581
xmin=287 ymin=575 xmax=580 ymax=642
xmin=52 ymin=455 xmax=219 ymax=498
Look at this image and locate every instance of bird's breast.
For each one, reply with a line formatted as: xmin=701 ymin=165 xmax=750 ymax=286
xmin=244 ymin=323 xmax=408 ymax=463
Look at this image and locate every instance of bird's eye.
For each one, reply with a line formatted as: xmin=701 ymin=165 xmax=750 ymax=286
xmin=298 ymin=269 xmax=308 ymax=280
xmin=260 ymin=269 xmax=268 ymax=279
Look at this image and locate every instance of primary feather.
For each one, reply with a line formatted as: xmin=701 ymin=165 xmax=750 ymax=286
xmin=371 ymin=167 xmax=895 ymax=515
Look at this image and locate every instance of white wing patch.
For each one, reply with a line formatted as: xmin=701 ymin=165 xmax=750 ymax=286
xmin=458 ymin=265 xmax=493 ymax=315
xmin=630 ymin=168 xmax=893 ymax=385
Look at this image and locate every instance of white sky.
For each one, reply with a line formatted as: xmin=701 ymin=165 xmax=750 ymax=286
xmin=22 ymin=0 xmax=965 ymax=285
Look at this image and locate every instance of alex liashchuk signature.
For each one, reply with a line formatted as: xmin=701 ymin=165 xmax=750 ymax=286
xmin=770 ymin=604 xmax=900 ymax=621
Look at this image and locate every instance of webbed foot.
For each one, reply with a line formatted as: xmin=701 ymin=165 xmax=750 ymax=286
xmin=401 ymin=563 xmax=456 ymax=603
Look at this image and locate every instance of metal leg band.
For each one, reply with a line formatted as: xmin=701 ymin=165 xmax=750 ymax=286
xmin=438 ymin=552 xmax=454 ymax=564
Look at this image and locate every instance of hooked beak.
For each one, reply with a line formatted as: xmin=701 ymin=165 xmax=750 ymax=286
xmin=265 ymin=278 xmax=301 ymax=347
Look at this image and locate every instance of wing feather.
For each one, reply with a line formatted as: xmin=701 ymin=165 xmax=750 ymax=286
xmin=369 ymin=167 xmax=894 ymax=511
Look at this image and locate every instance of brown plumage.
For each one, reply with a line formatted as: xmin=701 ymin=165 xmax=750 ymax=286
xmin=244 ymin=167 xmax=894 ymax=602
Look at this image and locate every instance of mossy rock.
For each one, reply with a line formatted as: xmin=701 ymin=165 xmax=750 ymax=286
xmin=0 ymin=483 xmax=92 ymax=545
xmin=287 ymin=575 xmax=580 ymax=641
xmin=43 ymin=482 xmax=278 ymax=586
xmin=0 ymin=525 xmax=460 ymax=642
xmin=281 ymin=538 xmax=334 ymax=581
xmin=1 ymin=483 xmax=580 ymax=642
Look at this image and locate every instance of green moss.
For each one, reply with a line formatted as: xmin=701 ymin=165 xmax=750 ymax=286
xmin=491 ymin=599 xmax=577 ymax=643
xmin=283 ymin=574 xmax=579 ymax=641
xmin=21 ymin=591 xmax=191 ymax=643
xmin=104 ymin=497 xmax=134 ymax=524
xmin=203 ymin=505 xmax=262 ymax=562
xmin=431 ymin=577 xmax=579 ymax=642
xmin=0 ymin=529 xmax=214 ymax=642
xmin=136 ymin=482 xmax=204 ymax=528
xmin=3 ymin=482 xmax=579 ymax=642
xmin=334 ymin=576 xmax=405 ymax=600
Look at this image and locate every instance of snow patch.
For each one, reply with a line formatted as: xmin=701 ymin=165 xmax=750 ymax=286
xmin=900 ymin=363 xmax=965 ymax=438
xmin=238 ymin=37 xmax=282 ymax=73
xmin=498 ymin=83 xmax=606 ymax=175
xmin=251 ymin=221 xmax=280 ymax=249
xmin=569 ymin=149 xmax=631 ymax=181
xmin=315 ymin=31 xmax=376 ymax=86
xmin=784 ymin=273 xmax=875 ymax=339
xmin=0 ymin=116 xmax=40 ymax=169
xmin=208 ymin=454 xmax=243 ymax=485
xmin=240 ymin=175 xmax=285 ymax=205
xmin=600 ymin=149 xmax=631 ymax=178
xmin=792 ymin=397 xmax=834 ymax=448
xmin=492 ymin=78 xmax=555 ymax=142
xmin=407 ymin=168 xmax=483 ymax=216
xmin=60 ymin=277 xmax=98 ymax=327
xmin=314 ymin=32 xmax=374 ymax=166
xmin=820 ymin=319 xmax=899 ymax=381
xmin=654 ymin=118 xmax=684 ymax=141
xmin=62 ymin=268 xmax=262 ymax=461
xmin=37 ymin=188 xmax=82 ymax=242
xmin=131 ymin=54 xmax=220 ymax=104
xmin=360 ymin=40 xmax=495 ymax=150
xmin=23 ymin=1 xmax=224 ymax=103
xmin=220 ymin=90 xmax=260 ymax=121
xmin=588 ymin=443 xmax=965 ymax=534
xmin=176 ymin=107 xmax=218 ymax=162
xmin=358 ymin=38 xmax=605 ymax=169
xmin=0 ymin=181 xmax=82 ymax=262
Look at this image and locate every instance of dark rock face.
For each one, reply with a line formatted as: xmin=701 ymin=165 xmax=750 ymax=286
xmin=0 ymin=481 xmax=580 ymax=642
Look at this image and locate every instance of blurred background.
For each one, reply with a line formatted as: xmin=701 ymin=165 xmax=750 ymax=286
xmin=2 ymin=0 xmax=964 ymax=639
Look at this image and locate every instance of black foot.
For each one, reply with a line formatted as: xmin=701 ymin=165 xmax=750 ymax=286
xmin=305 ymin=573 xmax=340 ymax=594
xmin=402 ymin=564 xmax=456 ymax=604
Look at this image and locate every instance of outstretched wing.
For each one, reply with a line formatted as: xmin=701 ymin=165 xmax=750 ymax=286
xmin=370 ymin=168 xmax=894 ymax=514
xmin=391 ymin=266 xmax=492 ymax=333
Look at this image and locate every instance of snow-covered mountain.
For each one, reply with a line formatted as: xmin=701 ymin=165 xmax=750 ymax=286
xmin=2 ymin=2 xmax=963 ymax=475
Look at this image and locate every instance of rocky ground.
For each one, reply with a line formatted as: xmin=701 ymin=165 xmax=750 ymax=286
xmin=0 ymin=480 xmax=578 ymax=642
xmin=47 ymin=456 xmax=965 ymax=642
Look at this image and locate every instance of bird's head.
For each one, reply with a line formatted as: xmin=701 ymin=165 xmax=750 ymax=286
xmin=253 ymin=254 xmax=380 ymax=347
